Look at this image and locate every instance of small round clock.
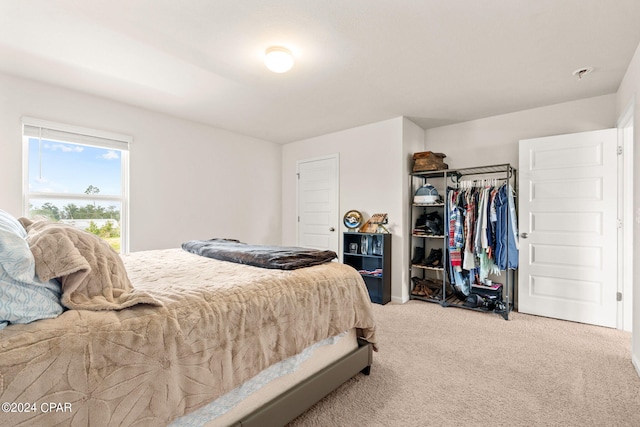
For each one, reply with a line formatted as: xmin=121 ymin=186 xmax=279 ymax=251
xmin=343 ymin=210 xmax=363 ymax=230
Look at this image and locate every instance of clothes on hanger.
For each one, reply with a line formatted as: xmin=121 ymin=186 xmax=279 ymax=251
xmin=494 ymin=183 xmax=519 ymax=270
xmin=446 ymin=181 xmax=518 ymax=289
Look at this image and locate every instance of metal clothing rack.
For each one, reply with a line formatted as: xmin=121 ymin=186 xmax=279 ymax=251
xmin=409 ymin=163 xmax=517 ymax=320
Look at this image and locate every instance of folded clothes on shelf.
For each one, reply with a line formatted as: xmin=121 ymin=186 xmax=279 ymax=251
xmin=358 ymin=268 xmax=383 ymax=276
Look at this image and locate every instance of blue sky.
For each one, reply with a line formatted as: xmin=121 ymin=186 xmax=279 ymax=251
xmin=28 ymin=138 xmax=122 ymax=196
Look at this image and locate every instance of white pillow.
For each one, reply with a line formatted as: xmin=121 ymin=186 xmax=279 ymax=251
xmin=0 ymin=209 xmax=27 ymax=237
xmin=0 ymin=209 xmax=63 ymax=329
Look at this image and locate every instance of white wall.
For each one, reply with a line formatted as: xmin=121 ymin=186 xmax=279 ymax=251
xmin=401 ymin=118 xmax=427 ymax=301
xmin=616 ymin=40 xmax=640 ymax=376
xmin=0 ymin=72 xmax=282 ymax=251
xmin=424 ymin=94 xmax=617 ymax=170
xmin=282 ymin=117 xmax=422 ymax=302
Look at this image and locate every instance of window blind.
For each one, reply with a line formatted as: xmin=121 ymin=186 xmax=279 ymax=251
xmin=22 ymin=117 xmax=131 ymax=151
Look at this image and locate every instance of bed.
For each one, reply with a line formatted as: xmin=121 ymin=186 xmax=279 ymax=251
xmin=0 ymin=211 xmax=377 ymax=427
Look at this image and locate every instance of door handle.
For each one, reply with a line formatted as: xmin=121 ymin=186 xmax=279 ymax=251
xmin=329 ymin=227 xmax=335 ymax=232
xmin=520 ymin=232 xmax=529 ymax=238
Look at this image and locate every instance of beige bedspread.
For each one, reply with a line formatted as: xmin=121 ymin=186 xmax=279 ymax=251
xmin=0 ymin=249 xmax=376 ymax=426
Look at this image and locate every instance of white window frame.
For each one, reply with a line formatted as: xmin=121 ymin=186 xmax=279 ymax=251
xmin=21 ymin=117 xmax=131 ymax=253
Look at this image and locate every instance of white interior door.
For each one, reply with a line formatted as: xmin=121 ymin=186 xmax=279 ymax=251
xmin=297 ymin=155 xmax=339 ymax=252
xmin=518 ymin=129 xmax=618 ymax=328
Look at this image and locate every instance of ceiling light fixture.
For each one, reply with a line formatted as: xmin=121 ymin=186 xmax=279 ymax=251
xmin=264 ymin=46 xmax=294 ymax=73
xmin=572 ymin=66 xmax=594 ymax=80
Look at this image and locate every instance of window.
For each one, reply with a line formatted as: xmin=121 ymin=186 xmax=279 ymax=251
xmin=22 ymin=118 xmax=131 ymax=253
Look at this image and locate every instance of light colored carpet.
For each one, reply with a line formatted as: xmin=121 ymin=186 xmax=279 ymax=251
xmin=288 ymin=301 xmax=640 ymax=427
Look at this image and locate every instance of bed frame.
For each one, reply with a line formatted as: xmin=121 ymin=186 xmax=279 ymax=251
xmin=230 ymin=338 xmax=373 ymax=427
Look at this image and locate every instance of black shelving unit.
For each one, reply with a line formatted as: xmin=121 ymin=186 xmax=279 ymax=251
xmin=409 ymin=163 xmax=517 ymax=319
xmin=343 ymin=232 xmax=391 ymax=304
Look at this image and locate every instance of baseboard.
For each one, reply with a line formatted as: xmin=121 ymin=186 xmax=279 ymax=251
xmin=392 ymin=295 xmax=410 ymax=304
xmin=633 ymin=352 xmax=640 ymax=378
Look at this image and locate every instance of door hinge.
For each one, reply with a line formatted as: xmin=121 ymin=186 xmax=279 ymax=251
xmin=617 ymin=292 xmax=622 ymax=302
xmin=617 ymin=219 xmax=623 ymax=229
xmin=617 ymin=146 xmax=623 ymax=155
xmin=297 ymin=216 xmax=300 ymax=222
xmin=296 ymin=172 xmax=300 ymax=179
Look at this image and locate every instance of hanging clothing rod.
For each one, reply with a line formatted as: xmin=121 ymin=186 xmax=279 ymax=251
xmin=451 ymin=176 xmax=511 ymax=185
xmin=448 ymin=165 xmax=514 ymax=183
xmin=456 ymin=178 xmax=508 ymax=189
xmin=460 ymin=177 xmax=509 ymax=184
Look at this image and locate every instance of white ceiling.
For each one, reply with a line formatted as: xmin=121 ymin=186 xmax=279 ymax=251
xmin=1 ymin=1 xmax=640 ymax=144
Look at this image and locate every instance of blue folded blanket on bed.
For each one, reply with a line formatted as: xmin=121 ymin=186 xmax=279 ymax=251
xmin=181 ymin=239 xmax=337 ymax=270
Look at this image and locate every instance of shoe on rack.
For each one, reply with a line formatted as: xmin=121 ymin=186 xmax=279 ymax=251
xmin=411 ymin=247 xmax=425 ymax=265
xmin=411 ymin=284 xmax=427 ymax=297
xmin=411 ymin=277 xmax=423 ymax=296
xmin=420 ymin=278 xmax=442 ymax=292
xmin=494 ymin=300 xmax=507 ymax=314
xmin=463 ymin=294 xmax=486 ymax=308
xmin=411 ymin=283 xmax=421 ymax=296
xmin=414 ymin=213 xmax=442 ymax=235
xmin=421 ymin=286 xmax=434 ymax=298
xmin=424 ymin=212 xmax=443 ymax=235
xmin=422 ymin=248 xmax=443 ymax=268
xmin=415 ymin=213 xmax=428 ymax=229
xmin=416 ymin=284 xmax=437 ymax=298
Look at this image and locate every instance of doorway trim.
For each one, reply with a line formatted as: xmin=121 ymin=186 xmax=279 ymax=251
xmin=617 ymin=98 xmax=634 ymax=331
